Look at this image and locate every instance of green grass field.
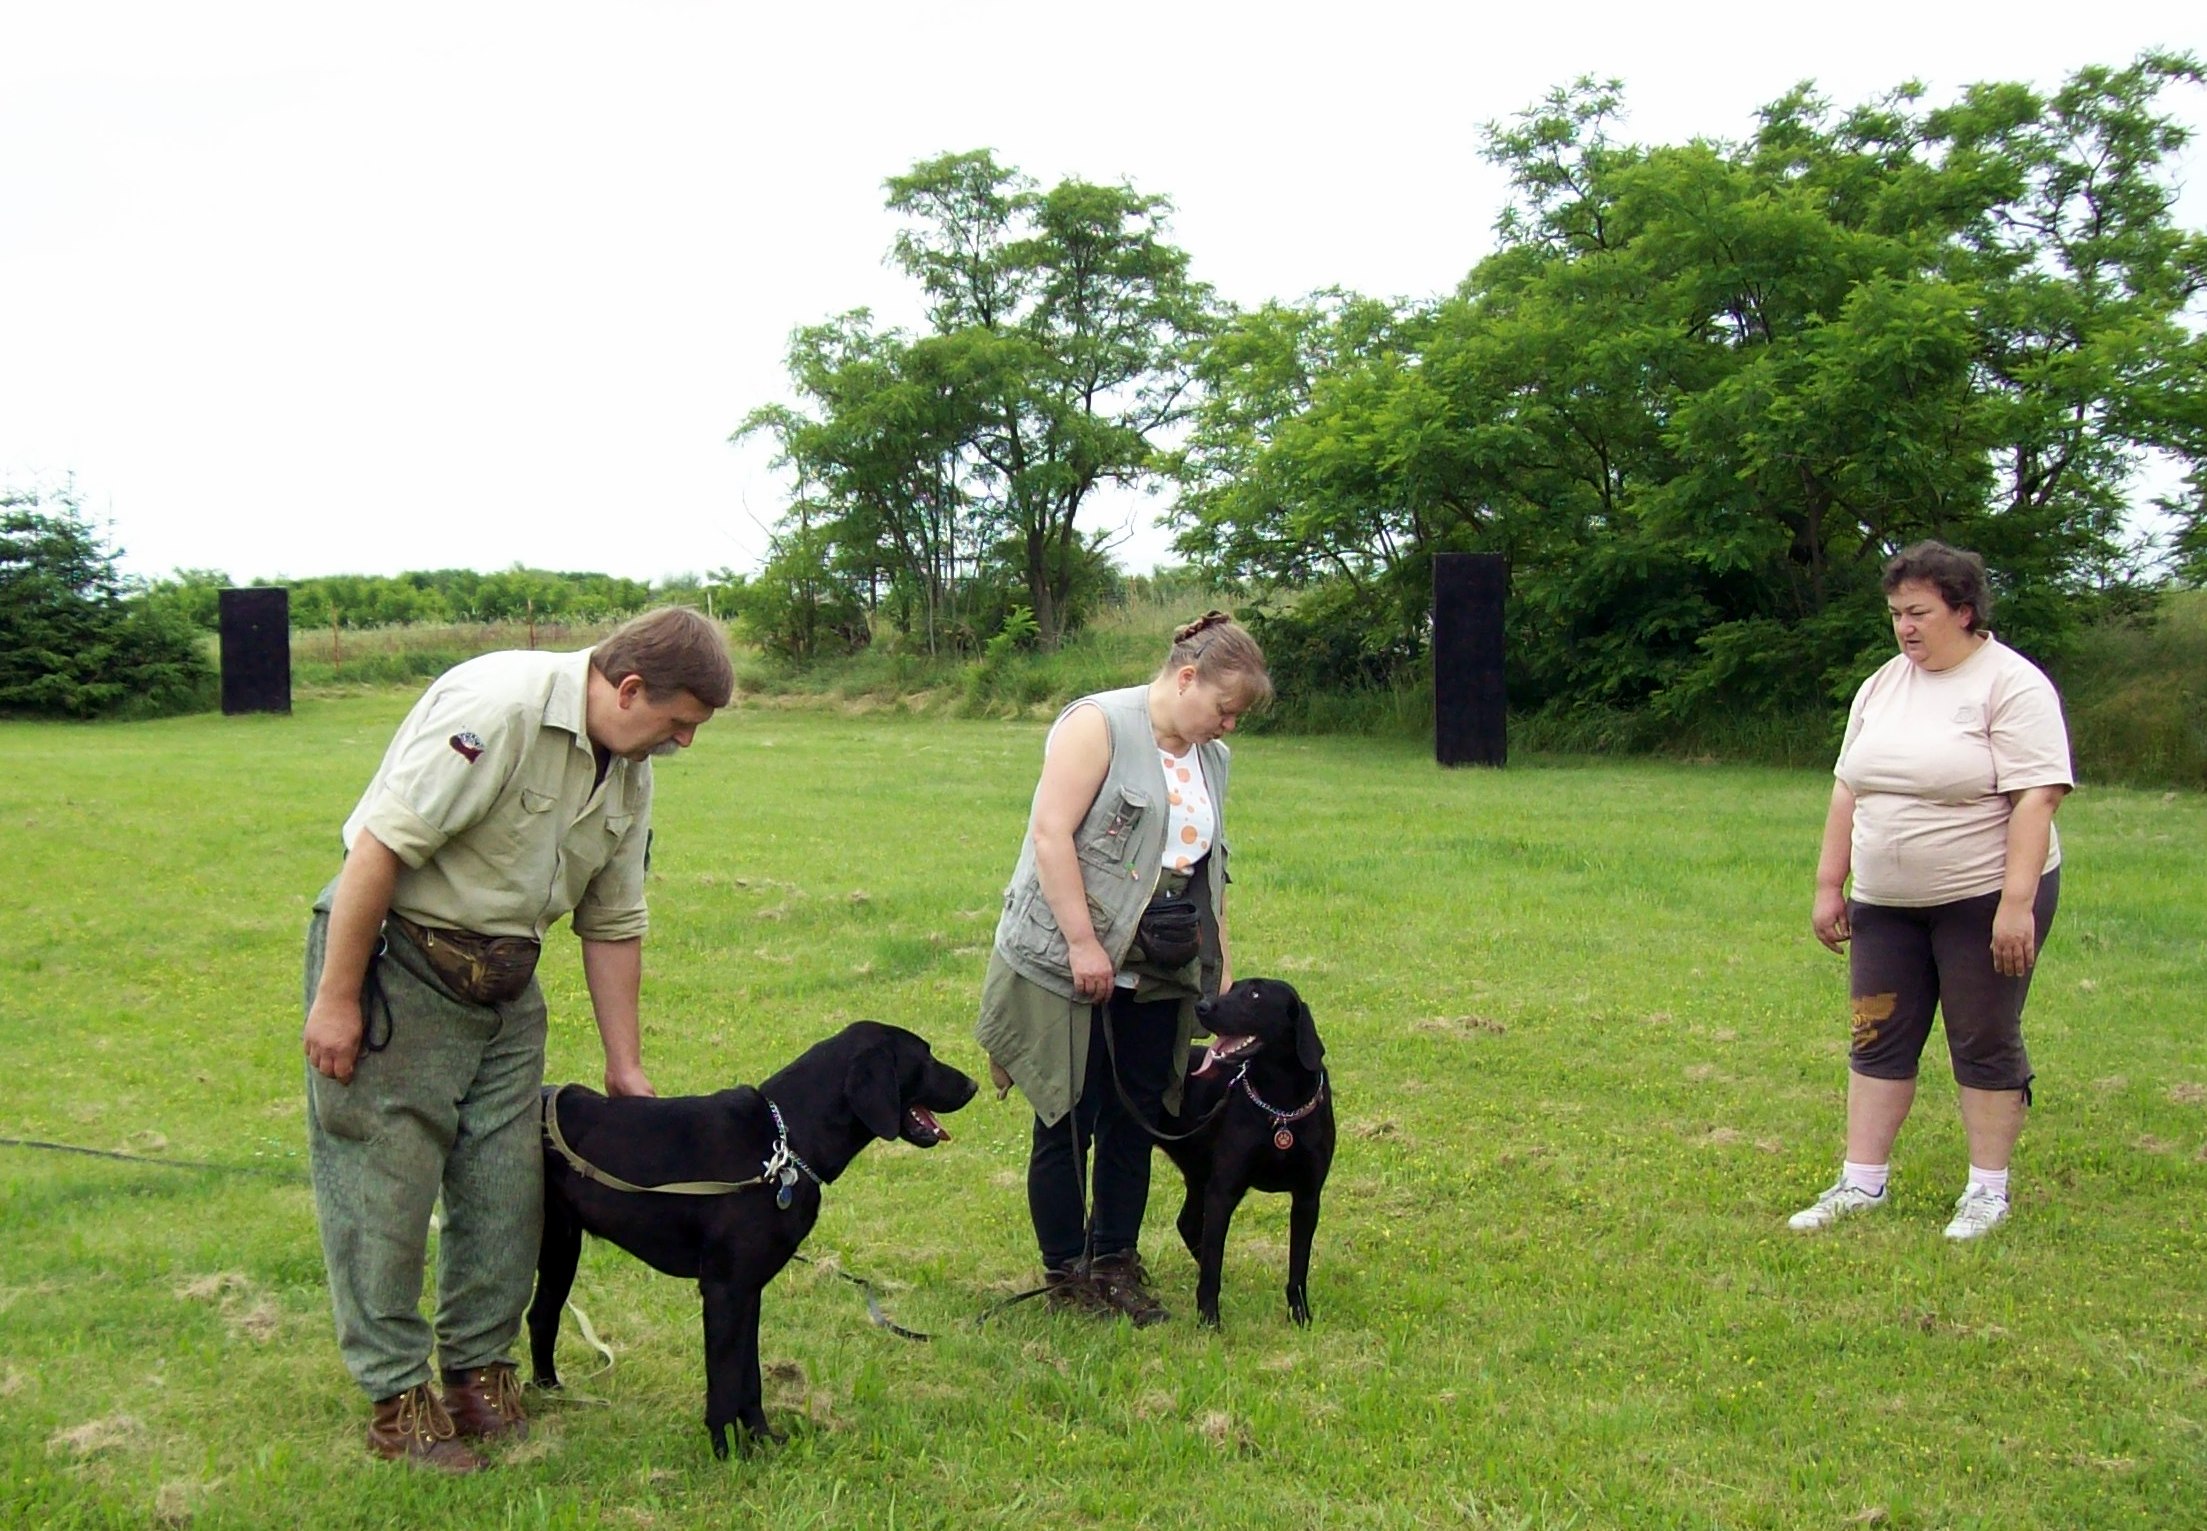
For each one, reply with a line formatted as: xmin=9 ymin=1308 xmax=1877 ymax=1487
xmin=1 ymin=695 xmax=2202 ymax=1529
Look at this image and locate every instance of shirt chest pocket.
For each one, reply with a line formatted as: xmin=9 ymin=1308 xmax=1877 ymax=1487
xmin=482 ymin=786 xmax=561 ymax=865
xmin=555 ymin=805 xmax=628 ymax=887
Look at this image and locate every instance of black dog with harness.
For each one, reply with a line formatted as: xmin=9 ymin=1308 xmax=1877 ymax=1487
xmin=527 ymin=1021 xmax=977 ymax=1457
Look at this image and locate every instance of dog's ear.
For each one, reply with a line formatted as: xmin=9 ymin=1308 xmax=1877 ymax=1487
xmin=1295 ymin=999 xmax=1325 ymax=1071
xmin=846 ymin=1045 xmax=906 ymax=1141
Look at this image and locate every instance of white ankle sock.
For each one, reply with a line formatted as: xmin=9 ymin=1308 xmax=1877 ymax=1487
xmin=1841 ymin=1161 xmax=1889 ymax=1197
xmin=1968 ymin=1165 xmax=2009 ymax=1200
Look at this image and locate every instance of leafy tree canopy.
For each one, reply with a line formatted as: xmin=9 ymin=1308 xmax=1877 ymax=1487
xmin=1175 ymin=55 xmax=2207 ymax=718
xmin=739 ymin=150 xmax=1215 ymax=654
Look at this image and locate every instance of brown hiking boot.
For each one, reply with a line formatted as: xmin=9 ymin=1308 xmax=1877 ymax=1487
xmin=1087 ymin=1252 xmax=1170 ymax=1327
xmin=442 ymin=1362 xmax=528 ymax=1443
xmin=1043 ymin=1263 xmax=1110 ymax=1316
xmin=367 ymin=1382 xmax=485 ymax=1473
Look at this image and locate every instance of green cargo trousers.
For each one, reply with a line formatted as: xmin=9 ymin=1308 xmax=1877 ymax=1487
xmin=303 ymin=907 xmax=548 ymax=1401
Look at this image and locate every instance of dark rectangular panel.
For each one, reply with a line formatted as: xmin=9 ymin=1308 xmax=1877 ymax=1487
xmin=219 ymin=587 xmax=292 ymax=715
xmin=1434 ymin=553 xmax=1506 ymax=768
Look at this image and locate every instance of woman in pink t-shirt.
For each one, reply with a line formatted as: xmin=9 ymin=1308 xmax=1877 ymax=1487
xmin=1788 ymin=542 xmax=2074 ymax=1243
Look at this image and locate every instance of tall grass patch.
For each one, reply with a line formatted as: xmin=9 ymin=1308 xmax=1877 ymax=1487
xmin=2054 ymin=588 xmax=2207 ymax=790
xmin=288 ymin=618 xmax=623 ymax=692
xmin=3 ymin=703 xmax=2201 ymax=1528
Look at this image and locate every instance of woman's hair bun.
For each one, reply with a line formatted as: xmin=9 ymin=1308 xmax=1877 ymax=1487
xmin=1172 ymin=610 xmax=1233 ymax=645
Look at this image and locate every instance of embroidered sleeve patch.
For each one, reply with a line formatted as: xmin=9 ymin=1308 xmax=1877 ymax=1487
xmin=449 ymin=731 xmax=486 ymax=763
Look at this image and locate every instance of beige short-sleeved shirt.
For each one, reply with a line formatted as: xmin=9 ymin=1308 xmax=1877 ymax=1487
xmin=1836 ymin=635 xmax=2073 ymax=907
xmin=341 ymin=648 xmax=652 ymax=942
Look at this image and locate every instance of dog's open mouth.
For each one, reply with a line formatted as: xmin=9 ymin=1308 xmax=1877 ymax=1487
xmin=1193 ymin=1034 xmax=1261 ymax=1076
xmin=905 ymin=1105 xmax=951 ymax=1144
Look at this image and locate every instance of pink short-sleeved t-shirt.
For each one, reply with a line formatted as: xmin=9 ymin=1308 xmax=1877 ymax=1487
xmin=1836 ymin=635 xmax=2074 ymax=907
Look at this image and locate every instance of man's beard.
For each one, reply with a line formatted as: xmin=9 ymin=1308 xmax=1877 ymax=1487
xmin=646 ymin=738 xmax=682 ymax=759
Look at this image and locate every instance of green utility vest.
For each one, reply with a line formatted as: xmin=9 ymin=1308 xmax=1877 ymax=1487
xmin=991 ymin=685 xmax=1232 ymax=999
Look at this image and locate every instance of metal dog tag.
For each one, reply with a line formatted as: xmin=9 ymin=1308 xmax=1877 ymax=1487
xmin=775 ymin=1164 xmax=799 ymax=1209
xmin=1273 ymin=1127 xmax=1295 ymax=1151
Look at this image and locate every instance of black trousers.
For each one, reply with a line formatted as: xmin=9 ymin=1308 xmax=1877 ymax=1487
xmin=1028 ymin=989 xmax=1181 ymax=1269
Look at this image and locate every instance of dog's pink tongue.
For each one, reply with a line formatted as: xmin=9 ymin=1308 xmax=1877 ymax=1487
xmin=1193 ymin=1039 xmax=1244 ymax=1077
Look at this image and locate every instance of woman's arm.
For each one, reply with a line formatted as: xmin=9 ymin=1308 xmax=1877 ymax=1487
xmin=1029 ymin=704 xmax=1117 ymax=1003
xmin=1811 ymin=782 xmax=1857 ymax=954
xmin=1991 ymin=785 xmax=2067 ymax=977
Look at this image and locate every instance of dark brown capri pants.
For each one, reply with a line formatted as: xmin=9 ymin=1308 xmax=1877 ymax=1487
xmin=1847 ymin=868 xmax=2060 ymax=1095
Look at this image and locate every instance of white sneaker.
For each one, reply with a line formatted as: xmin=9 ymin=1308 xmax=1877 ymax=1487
xmin=1944 ymin=1185 xmax=2010 ymax=1241
xmin=1788 ymin=1181 xmax=1886 ymax=1231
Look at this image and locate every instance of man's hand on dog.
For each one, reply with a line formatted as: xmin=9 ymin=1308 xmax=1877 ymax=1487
xmin=605 ymin=1061 xmax=657 ymax=1098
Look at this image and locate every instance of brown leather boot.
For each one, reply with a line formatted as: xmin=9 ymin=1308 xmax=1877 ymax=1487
xmin=441 ymin=1362 xmax=529 ymax=1443
xmin=1043 ymin=1263 xmax=1110 ymax=1316
xmin=1087 ymin=1252 xmax=1170 ymax=1327
xmin=367 ymin=1382 xmax=485 ymax=1472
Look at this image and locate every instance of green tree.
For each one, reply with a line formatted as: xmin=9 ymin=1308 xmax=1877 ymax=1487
xmin=727 ymin=499 xmax=872 ymax=660
xmin=739 ymin=316 xmax=998 ymax=653
xmin=0 ymin=486 xmax=212 ymax=718
xmin=1175 ymin=58 xmax=2207 ymax=724
xmin=138 ymin=567 xmax=233 ymax=631
xmin=743 ymin=151 xmax=1215 ymax=651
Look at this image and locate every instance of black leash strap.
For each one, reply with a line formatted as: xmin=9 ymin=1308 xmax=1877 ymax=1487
xmin=0 ymin=1136 xmax=306 ymax=1182
xmin=354 ymin=929 xmax=395 ymax=1055
xmin=974 ymin=1282 xmax=1058 ymax=1326
xmin=1097 ymin=1000 xmax=1237 ymax=1144
xmin=791 ymin=1253 xmax=932 ymax=1341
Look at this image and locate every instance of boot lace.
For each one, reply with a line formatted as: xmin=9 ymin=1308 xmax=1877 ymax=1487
xmin=395 ymin=1383 xmax=458 ymax=1445
xmin=476 ymin=1365 xmax=525 ymax=1423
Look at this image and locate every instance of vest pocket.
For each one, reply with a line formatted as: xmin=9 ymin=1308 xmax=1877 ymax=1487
xmin=1002 ymin=884 xmax=1069 ymax=969
xmin=1001 ymin=884 xmax=1119 ymax=975
xmin=1077 ymin=785 xmax=1150 ymax=874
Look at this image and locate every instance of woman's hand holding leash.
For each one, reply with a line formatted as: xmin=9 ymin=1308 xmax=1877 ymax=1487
xmin=1067 ymin=935 xmax=1116 ymax=1002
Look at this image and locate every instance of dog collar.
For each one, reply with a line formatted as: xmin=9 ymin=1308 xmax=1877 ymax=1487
xmin=763 ymin=1097 xmax=823 ymax=1210
xmin=1240 ymin=1068 xmax=1328 ymax=1151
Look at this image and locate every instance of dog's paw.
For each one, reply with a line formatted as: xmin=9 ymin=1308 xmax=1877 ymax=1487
xmin=1287 ymin=1288 xmax=1312 ymax=1327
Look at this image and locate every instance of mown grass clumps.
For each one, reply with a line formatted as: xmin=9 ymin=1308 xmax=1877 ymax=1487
xmin=2 ymin=702 xmax=2202 ymax=1527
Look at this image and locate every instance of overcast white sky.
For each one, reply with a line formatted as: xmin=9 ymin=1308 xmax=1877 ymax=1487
xmin=3 ymin=1 xmax=2200 ymax=586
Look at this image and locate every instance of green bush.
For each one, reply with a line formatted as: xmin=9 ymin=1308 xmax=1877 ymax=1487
xmin=0 ymin=492 xmax=215 ymax=719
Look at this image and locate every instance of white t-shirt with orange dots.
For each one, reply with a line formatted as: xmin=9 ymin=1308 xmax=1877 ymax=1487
xmin=1159 ymin=747 xmax=1215 ymax=874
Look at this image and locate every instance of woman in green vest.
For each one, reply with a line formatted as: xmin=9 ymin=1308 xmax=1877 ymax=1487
xmin=977 ymin=612 xmax=1272 ymax=1324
